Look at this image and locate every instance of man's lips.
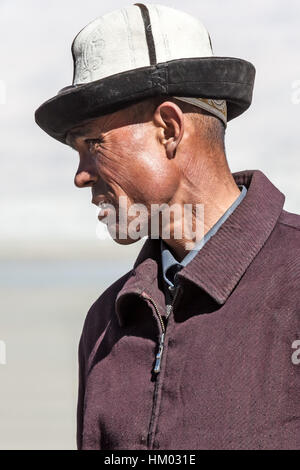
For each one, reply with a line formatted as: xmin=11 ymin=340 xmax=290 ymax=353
xmin=92 ymin=195 xmax=114 ymax=207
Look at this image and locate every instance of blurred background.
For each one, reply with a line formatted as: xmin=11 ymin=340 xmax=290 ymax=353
xmin=0 ymin=0 xmax=299 ymax=450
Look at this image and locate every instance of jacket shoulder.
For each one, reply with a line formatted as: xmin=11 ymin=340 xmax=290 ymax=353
xmin=270 ymin=209 xmax=300 ymax=290
xmin=278 ymin=209 xmax=300 ymax=231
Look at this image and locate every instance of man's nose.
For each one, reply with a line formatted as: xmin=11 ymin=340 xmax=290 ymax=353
xmin=74 ymin=157 xmax=98 ymax=188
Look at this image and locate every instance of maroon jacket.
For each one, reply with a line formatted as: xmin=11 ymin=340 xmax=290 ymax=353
xmin=77 ymin=170 xmax=300 ymax=450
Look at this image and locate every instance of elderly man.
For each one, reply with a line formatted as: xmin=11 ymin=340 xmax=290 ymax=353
xmin=35 ymin=4 xmax=300 ymax=450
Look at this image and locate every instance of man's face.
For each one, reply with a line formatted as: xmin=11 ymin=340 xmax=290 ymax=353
xmin=66 ymin=103 xmax=180 ymax=244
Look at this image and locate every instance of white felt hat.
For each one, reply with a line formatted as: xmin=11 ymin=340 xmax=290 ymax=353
xmin=35 ymin=3 xmax=255 ymax=144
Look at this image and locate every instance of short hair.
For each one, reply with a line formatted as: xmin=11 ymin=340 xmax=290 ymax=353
xmin=128 ymin=96 xmax=226 ymax=152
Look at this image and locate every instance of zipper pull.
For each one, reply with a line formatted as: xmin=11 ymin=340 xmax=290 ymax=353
xmin=166 ymin=304 xmax=173 ymax=319
xmin=153 ymin=333 xmax=165 ymax=374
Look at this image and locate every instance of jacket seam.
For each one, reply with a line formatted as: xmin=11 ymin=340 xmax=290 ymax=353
xmin=278 ymin=221 xmax=300 ymax=231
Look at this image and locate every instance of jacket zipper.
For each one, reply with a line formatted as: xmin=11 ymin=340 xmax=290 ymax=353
xmin=151 ymin=299 xmax=165 ymax=374
xmin=154 ymin=332 xmax=165 ymax=374
xmin=142 ymin=288 xmax=182 ymax=373
xmin=140 ymin=293 xmax=165 ymax=374
xmin=141 ymin=286 xmax=182 ymax=449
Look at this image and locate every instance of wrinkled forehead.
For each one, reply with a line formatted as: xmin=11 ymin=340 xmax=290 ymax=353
xmin=65 ymin=103 xmax=147 ymax=147
xmin=66 ymin=125 xmax=93 ymax=147
xmin=65 ymin=116 xmax=104 ymax=147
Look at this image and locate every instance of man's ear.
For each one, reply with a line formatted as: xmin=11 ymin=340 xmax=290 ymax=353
xmin=153 ymin=101 xmax=184 ymax=159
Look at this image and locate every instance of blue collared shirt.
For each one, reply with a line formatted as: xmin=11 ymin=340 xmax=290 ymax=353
xmin=161 ymin=185 xmax=247 ymax=293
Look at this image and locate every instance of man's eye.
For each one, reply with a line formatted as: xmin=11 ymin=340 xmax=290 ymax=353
xmin=85 ymin=138 xmax=103 ymax=150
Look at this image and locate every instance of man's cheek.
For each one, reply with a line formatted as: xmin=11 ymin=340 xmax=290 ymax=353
xmin=95 ymin=159 xmax=118 ymax=183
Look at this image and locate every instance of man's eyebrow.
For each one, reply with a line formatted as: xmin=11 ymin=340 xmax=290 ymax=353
xmin=66 ymin=126 xmax=94 ymax=148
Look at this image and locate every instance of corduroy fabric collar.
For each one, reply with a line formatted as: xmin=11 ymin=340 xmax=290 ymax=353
xmin=115 ymin=170 xmax=285 ymax=326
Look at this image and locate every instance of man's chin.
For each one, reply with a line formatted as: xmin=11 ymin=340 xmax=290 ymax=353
xmin=107 ymin=228 xmax=145 ymax=245
xmin=112 ymin=237 xmax=140 ymax=246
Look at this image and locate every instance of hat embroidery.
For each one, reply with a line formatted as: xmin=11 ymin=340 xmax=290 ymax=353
xmin=74 ymin=28 xmax=106 ymax=83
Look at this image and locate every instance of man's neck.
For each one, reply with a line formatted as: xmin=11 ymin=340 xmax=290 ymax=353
xmin=161 ymin=170 xmax=241 ymax=261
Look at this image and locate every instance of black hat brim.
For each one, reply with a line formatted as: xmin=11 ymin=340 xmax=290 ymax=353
xmin=35 ymin=57 xmax=256 ymax=145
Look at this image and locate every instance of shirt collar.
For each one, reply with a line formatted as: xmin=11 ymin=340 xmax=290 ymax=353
xmin=161 ymin=185 xmax=248 ymax=287
xmin=115 ymin=170 xmax=285 ymax=326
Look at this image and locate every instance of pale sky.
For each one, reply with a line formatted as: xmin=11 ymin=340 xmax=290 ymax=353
xmin=1 ymin=0 xmax=300 ymax=248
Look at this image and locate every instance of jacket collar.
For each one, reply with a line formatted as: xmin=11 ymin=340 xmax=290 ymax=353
xmin=115 ymin=170 xmax=285 ymax=326
xmin=161 ymin=184 xmax=248 ymax=287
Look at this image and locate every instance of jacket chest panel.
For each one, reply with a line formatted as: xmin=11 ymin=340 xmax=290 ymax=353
xmin=82 ymin=282 xmax=300 ymax=449
xmin=152 ymin=309 xmax=300 ymax=449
